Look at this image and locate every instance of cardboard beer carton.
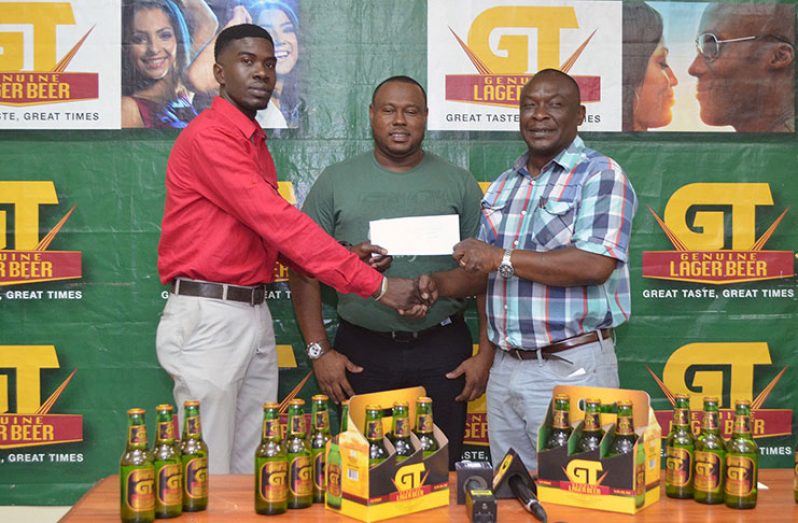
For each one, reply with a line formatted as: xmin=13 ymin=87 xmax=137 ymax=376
xmin=325 ymin=386 xmax=449 ymax=522
xmin=537 ymin=385 xmax=661 ymax=514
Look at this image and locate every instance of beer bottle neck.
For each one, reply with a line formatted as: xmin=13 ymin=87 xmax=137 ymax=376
xmin=155 ymin=419 xmax=175 ymax=444
xmin=128 ymin=422 xmax=148 ymax=449
xmin=183 ymin=414 xmax=202 ymax=439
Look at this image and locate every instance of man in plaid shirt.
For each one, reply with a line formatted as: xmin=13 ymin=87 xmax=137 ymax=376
xmin=426 ymin=69 xmax=637 ymax=469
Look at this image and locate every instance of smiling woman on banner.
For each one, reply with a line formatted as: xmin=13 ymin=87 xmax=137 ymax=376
xmin=622 ymin=2 xmax=678 ymax=131
xmin=121 ymin=0 xmax=218 ymax=128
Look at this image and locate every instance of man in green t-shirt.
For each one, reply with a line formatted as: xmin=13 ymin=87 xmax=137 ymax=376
xmin=289 ymin=76 xmax=489 ymax=468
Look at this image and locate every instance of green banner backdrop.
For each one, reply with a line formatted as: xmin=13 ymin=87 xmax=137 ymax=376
xmin=0 ymin=0 xmax=796 ymax=505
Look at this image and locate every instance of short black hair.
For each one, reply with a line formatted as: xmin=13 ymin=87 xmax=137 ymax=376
xmin=214 ymin=23 xmax=274 ymax=61
xmin=526 ymin=68 xmax=581 ymax=104
xmin=371 ymin=76 xmax=428 ymax=107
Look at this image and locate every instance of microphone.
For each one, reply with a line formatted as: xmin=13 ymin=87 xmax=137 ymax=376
xmin=509 ymin=475 xmax=547 ymax=522
xmin=492 ymin=448 xmax=547 ymax=522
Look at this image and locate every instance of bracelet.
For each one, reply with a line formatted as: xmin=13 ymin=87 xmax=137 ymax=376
xmin=374 ymin=277 xmax=388 ymax=302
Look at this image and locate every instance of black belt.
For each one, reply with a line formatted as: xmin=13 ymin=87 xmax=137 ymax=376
xmin=506 ymin=328 xmax=613 ymax=361
xmin=170 ymin=279 xmax=266 ymax=306
xmin=341 ymin=313 xmax=464 ymax=343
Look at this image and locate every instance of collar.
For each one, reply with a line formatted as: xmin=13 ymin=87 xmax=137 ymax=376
xmin=512 ymin=135 xmax=586 ymax=176
xmin=211 ymin=96 xmax=267 ymax=142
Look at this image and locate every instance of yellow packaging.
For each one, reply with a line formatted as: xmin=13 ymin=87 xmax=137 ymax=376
xmin=325 ymin=386 xmax=449 ymax=522
xmin=536 ymin=385 xmax=661 ymax=514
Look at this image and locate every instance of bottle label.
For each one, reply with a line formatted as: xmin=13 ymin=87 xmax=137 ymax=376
xmin=158 ymin=421 xmax=174 ymax=442
xmin=314 ymin=411 xmax=329 ymax=431
xmin=366 ymin=420 xmax=383 ymax=439
xmin=704 ymin=411 xmax=719 ymax=431
xmin=129 ymin=425 xmax=147 ymax=446
xmin=733 ymin=415 xmax=751 ymax=435
xmin=290 ymin=414 xmax=306 ymax=436
xmin=258 ymin=460 xmax=288 ymax=503
xmin=552 ymin=410 xmax=570 ymax=429
xmin=327 ymin=461 xmax=342 ymax=497
xmin=617 ymin=417 xmax=633 ymax=436
xmin=725 ymin=455 xmax=755 ymax=496
xmin=157 ymin=463 xmax=182 ymax=506
xmin=584 ymin=412 xmax=600 ymax=431
xmin=635 ymin=460 xmax=645 ymax=497
xmin=263 ymin=419 xmax=280 ymax=439
xmin=289 ymin=455 xmax=312 ymax=497
xmin=186 ymin=416 xmax=201 ymax=437
xmin=672 ymin=408 xmax=688 ymax=427
xmin=125 ymin=467 xmax=155 ymax=512
xmin=184 ymin=457 xmax=208 ymax=499
xmin=416 ymin=414 xmax=432 ymax=434
xmin=665 ymin=447 xmax=692 ymax=487
xmin=694 ymin=451 xmax=722 ymax=493
xmin=314 ymin=451 xmax=326 ymax=491
xmin=394 ymin=417 xmax=410 ymax=437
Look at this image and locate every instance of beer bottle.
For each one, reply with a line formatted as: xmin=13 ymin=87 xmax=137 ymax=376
xmin=339 ymin=399 xmax=350 ymax=433
xmin=310 ymin=394 xmax=332 ymax=503
xmin=180 ymin=400 xmax=208 ymax=512
xmin=388 ymin=401 xmax=414 ymax=461
xmin=286 ymin=399 xmax=313 ymax=509
xmin=255 ymin=402 xmax=288 ymax=515
xmin=725 ymin=399 xmax=758 ymax=509
xmin=608 ymin=400 xmax=637 ymax=456
xmin=365 ymin=404 xmax=390 ymax=466
xmin=546 ymin=394 xmax=573 ymax=450
xmin=694 ymin=396 xmax=725 ymax=505
xmin=665 ymin=393 xmax=694 ymax=499
xmin=576 ymin=399 xmax=604 ymax=453
xmin=120 ymin=408 xmax=155 ymax=523
xmin=152 ymin=404 xmax=182 ymax=518
xmin=325 ymin=435 xmax=342 ymax=509
xmin=413 ymin=397 xmax=439 ymax=458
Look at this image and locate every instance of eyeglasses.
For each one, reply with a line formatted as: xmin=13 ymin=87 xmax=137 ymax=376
xmin=696 ymin=32 xmax=794 ymax=62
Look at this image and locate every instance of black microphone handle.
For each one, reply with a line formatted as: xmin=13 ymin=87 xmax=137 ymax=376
xmin=509 ymin=475 xmax=548 ymax=523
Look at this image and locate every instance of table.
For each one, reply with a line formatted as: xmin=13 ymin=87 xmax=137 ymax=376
xmin=62 ymin=470 xmax=797 ymax=522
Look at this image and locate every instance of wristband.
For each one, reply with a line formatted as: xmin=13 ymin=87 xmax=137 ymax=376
xmin=374 ymin=277 xmax=388 ymax=301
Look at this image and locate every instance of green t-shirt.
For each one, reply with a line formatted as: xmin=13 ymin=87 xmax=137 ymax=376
xmin=302 ymin=151 xmax=483 ymax=332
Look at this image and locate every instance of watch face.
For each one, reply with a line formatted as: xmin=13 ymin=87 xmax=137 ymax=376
xmin=307 ymin=343 xmax=324 ymax=359
xmin=499 ymin=264 xmax=513 ymax=279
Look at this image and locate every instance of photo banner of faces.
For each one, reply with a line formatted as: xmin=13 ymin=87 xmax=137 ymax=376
xmin=121 ymin=0 xmax=301 ymax=130
xmin=427 ymin=0 xmax=795 ymax=133
xmin=0 ymin=0 xmax=122 ymax=129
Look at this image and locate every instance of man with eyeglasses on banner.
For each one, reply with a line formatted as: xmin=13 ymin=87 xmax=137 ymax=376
xmin=688 ymin=3 xmax=795 ymax=132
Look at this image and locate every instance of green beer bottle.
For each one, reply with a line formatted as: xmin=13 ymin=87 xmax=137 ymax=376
xmin=180 ymin=400 xmax=208 ymax=512
xmin=255 ymin=402 xmax=288 ymax=515
xmin=365 ymin=404 xmax=390 ymax=466
xmin=389 ymin=401 xmax=414 ymax=461
xmin=413 ymin=397 xmax=439 ymax=458
xmin=120 ymin=408 xmax=155 ymax=523
xmin=665 ymin=393 xmax=694 ymax=499
xmin=325 ymin=400 xmax=348 ymax=510
xmin=576 ymin=399 xmax=604 ymax=453
xmin=286 ymin=399 xmax=313 ymax=509
xmin=325 ymin=435 xmax=342 ymax=509
xmin=546 ymin=394 xmax=573 ymax=450
xmin=725 ymin=400 xmax=758 ymax=509
xmin=694 ymin=396 xmax=725 ymax=505
xmin=152 ymin=404 xmax=182 ymax=519
xmin=310 ymin=394 xmax=332 ymax=503
xmin=609 ymin=400 xmax=637 ymax=456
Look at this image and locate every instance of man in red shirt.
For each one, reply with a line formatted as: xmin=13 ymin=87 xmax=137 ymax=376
xmin=156 ymin=24 xmax=418 ymax=474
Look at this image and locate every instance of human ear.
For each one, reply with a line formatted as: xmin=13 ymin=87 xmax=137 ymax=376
xmin=768 ymin=43 xmax=794 ymax=70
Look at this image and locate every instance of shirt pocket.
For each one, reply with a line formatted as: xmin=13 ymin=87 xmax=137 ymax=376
xmin=527 ymin=197 xmax=576 ymax=250
xmin=479 ymin=201 xmax=507 ymax=245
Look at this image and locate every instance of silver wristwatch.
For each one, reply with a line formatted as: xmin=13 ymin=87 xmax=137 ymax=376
xmin=306 ymin=341 xmax=327 ymax=360
xmin=498 ymin=249 xmax=514 ymax=279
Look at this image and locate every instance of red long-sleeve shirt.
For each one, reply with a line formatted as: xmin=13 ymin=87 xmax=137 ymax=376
xmin=158 ymin=96 xmax=381 ymax=297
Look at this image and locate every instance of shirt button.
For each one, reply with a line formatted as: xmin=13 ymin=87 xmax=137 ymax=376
xmin=505 ymin=336 xmax=510 ymax=341
xmin=513 ymin=240 xmax=519 ymax=246
xmin=504 ymin=305 xmax=508 ymax=310
xmin=521 ymin=210 xmax=527 ymax=216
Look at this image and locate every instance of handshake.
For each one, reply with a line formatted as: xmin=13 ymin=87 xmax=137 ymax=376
xmin=374 ymin=275 xmax=439 ymax=317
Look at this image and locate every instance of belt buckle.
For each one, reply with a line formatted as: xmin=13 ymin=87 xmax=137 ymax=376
xmin=252 ymin=286 xmax=265 ymax=306
xmin=391 ymin=331 xmax=418 ymax=343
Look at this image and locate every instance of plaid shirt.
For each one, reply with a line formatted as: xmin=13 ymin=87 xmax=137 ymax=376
xmin=478 ymin=136 xmax=637 ymax=351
